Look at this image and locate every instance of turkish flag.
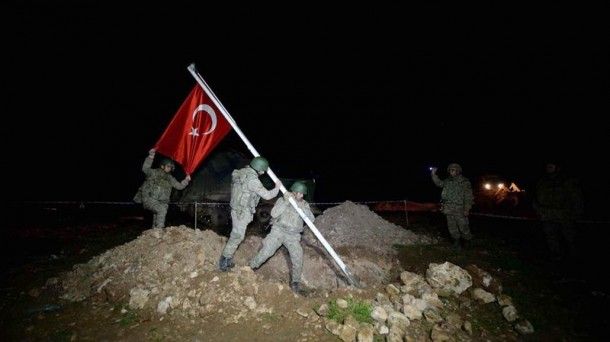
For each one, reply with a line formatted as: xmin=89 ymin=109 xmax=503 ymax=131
xmin=155 ymin=85 xmax=232 ymax=175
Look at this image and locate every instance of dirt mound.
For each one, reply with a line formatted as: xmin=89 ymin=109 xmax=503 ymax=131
xmin=303 ymin=200 xmax=437 ymax=255
xmin=56 ymin=201 xmax=435 ymax=317
xmin=5 ymin=205 xmax=604 ymax=341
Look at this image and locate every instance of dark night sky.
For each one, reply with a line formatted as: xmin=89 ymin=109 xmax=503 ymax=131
xmin=5 ymin=6 xmax=609 ymax=218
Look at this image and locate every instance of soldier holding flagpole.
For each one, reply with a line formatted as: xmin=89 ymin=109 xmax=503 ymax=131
xmin=219 ymin=156 xmax=282 ymax=272
xmin=133 ymin=148 xmax=191 ymax=228
xmin=141 ymin=63 xmax=361 ymax=287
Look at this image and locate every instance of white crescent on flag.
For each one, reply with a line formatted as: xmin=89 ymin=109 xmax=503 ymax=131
xmin=189 ymin=104 xmax=217 ymax=137
xmin=155 ymin=84 xmax=232 ymax=176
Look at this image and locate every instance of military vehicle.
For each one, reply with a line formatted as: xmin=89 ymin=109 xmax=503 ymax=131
xmin=172 ymin=148 xmax=317 ymax=227
xmin=473 ymin=174 xmax=529 ymax=215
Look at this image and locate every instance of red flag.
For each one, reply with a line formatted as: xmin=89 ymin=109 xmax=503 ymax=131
xmin=155 ymin=85 xmax=232 ymax=175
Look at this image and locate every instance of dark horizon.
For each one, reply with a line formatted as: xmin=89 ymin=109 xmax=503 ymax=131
xmin=5 ymin=6 xmax=609 ymax=219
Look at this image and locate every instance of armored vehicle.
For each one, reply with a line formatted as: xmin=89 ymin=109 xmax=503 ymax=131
xmin=172 ymin=148 xmax=317 ymax=227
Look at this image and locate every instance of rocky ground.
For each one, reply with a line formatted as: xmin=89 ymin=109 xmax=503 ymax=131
xmin=2 ymin=201 xmax=609 ymax=341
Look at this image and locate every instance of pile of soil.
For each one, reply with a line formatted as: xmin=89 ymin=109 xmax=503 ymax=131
xmin=1 ymin=201 xmax=608 ymax=341
xmin=58 ymin=200 xmax=437 ymax=307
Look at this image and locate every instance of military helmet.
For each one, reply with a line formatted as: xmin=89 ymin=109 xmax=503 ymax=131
xmin=160 ymin=158 xmax=175 ymax=169
xmin=447 ymin=163 xmax=462 ymax=173
xmin=290 ymin=181 xmax=308 ymax=195
xmin=250 ymin=156 xmax=269 ymax=172
xmin=545 ymin=160 xmax=561 ymax=168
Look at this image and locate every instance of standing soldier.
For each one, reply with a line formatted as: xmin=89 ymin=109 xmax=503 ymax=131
xmin=533 ymin=161 xmax=583 ymax=260
xmin=218 ymin=156 xmax=281 ymax=272
xmin=431 ymin=163 xmax=474 ymax=248
xmin=134 ymin=149 xmax=191 ymax=228
xmin=249 ymin=181 xmax=315 ymax=296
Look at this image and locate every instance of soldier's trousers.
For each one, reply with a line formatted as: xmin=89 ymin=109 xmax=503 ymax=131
xmin=250 ymin=226 xmax=303 ymax=283
xmin=222 ymin=210 xmax=254 ymax=258
xmin=541 ymin=220 xmax=577 ymax=258
xmin=445 ymin=213 xmax=472 ymax=241
xmin=143 ymin=199 xmax=169 ymax=228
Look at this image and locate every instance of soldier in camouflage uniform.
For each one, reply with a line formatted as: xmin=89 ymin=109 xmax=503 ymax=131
xmin=249 ymin=181 xmax=315 ymax=296
xmin=431 ymin=163 xmax=474 ymax=248
xmin=218 ymin=156 xmax=281 ymax=272
xmin=533 ymin=162 xmax=583 ymax=259
xmin=133 ymin=149 xmax=191 ymax=228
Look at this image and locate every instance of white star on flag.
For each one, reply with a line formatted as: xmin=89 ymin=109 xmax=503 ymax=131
xmin=189 ymin=127 xmax=199 ymax=136
xmin=154 ymin=84 xmax=232 ymax=175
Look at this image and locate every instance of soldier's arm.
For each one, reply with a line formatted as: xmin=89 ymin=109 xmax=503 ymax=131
xmin=142 ymin=155 xmax=154 ymax=176
xmin=249 ymin=179 xmax=281 ymax=200
xmin=431 ymin=173 xmax=444 ymax=187
xmin=566 ymin=178 xmax=584 ymax=218
xmin=271 ymin=197 xmax=288 ymax=218
xmin=303 ymin=202 xmax=315 ymax=222
xmin=463 ymin=180 xmax=474 ymax=212
xmin=532 ymin=181 xmax=543 ymax=212
xmin=170 ymin=176 xmax=190 ymax=190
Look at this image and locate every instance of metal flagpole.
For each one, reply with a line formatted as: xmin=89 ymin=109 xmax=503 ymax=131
xmin=187 ymin=63 xmax=361 ymax=288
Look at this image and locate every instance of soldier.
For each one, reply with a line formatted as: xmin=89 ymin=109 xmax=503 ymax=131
xmin=431 ymin=163 xmax=474 ymax=248
xmin=533 ymin=161 xmax=583 ymax=260
xmin=218 ymin=156 xmax=281 ymax=272
xmin=133 ymin=149 xmax=191 ymax=228
xmin=249 ymin=181 xmax=315 ymax=296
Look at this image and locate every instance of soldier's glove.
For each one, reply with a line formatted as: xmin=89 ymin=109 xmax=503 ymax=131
xmin=148 ymin=148 xmax=156 ymax=156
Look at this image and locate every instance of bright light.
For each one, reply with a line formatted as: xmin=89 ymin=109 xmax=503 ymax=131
xmin=498 ymin=183 xmax=505 ymax=189
xmin=484 ymin=183 xmax=492 ymax=190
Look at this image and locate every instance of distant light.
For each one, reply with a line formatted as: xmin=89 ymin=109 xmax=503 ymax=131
xmin=498 ymin=183 xmax=505 ymax=189
xmin=484 ymin=183 xmax=492 ymax=190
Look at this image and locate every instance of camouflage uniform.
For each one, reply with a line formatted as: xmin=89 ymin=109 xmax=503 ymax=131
xmin=249 ymin=192 xmax=315 ymax=283
xmin=533 ymin=166 xmax=583 ymax=258
xmin=221 ymin=166 xmax=281 ymax=259
xmin=134 ymin=156 xmax=189 ymax=228
xmin=431 ymin=164 xmax=474 ymax=242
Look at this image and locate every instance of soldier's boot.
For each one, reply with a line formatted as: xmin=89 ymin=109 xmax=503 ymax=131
xmin=290 ymin=282 xmax=309 ymax=297
xmin=218 ymin=256 xmax=233 ymax=272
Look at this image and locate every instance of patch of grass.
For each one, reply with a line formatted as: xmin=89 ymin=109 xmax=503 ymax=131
xmin=112 ymin=302 xmax=142 ymax=327
xmin=327 ymin=297 xmax=374 ymax=325
xmin=149 ymin=327 xmax=166 ymax=341
xmin=117 ymin=308 xmax=139 ymax=327
xmin=50 ymin=329 xmax=71 ymax=342
xmin=373 ymin=334 xmax=386 ymax=342
xmin=260 ymin=312 xmax=279 ymax=321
